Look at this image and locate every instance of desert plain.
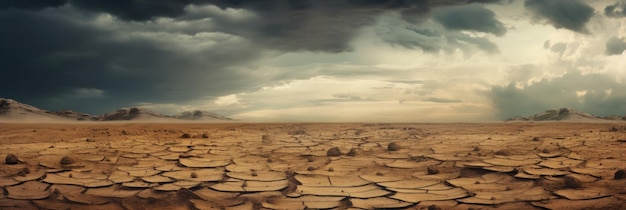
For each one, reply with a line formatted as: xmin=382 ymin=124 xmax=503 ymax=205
xmin=1 ymin=122 xmax=625 ymax=210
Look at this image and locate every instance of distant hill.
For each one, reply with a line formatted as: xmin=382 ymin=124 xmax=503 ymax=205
xmin=0 ymin=98 xmax=231 ymax=122
xmin=507 ymin=108 xmax=624 ymax=122
xmin=99 ymin=107 xmax=174 ymax=121
xmin=174 ymin=110 xmax=232 ymax=121
xmin=0 ymin=98 xmax=69 ymax=121
xmin=55 ymin=110 xmax=99 ymax=121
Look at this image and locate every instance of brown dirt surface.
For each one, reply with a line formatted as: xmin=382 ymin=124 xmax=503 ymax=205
xmin=1 ymin=122 xmax=625 ymax=209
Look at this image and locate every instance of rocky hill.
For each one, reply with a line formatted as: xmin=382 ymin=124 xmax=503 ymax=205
xmin=0 ymin=98 xmax=69 ymax=121
xmin=0 ymin=98 xmax=231 ymax=122
xmin=506 ymin=108 xmax=622 ymax=122
xmin=99 ymin=108 xmax=173 ymax=121
xmin=175 ymin=110 xmax=232 ymax=121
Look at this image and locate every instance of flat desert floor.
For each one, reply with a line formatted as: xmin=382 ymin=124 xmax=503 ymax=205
xmin=1 ymin=122 xmax=625 ymax=210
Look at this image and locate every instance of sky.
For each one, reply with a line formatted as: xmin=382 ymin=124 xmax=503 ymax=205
xmin=1 ymin=0 xmax=626 ymax=122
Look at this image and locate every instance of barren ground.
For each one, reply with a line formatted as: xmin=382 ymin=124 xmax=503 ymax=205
xmin=1 ymin=122 xmax=625 ymax=210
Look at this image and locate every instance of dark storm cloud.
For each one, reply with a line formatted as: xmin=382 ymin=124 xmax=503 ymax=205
xmin=490 ymin=71 xmax=626 ymax=119
xmin=0 ymin=0 xmax=508 ymax=114
xmin=433 ymin=4 xmax=506 ymax=36
xmin=378 ymin=22 xmax=500 ymax=54
xmin=0 ymin=0 xmax=66 ymax=10
xmin=524 ymin=0 xmax=594 ymax=33
xmin=0 ymin=9 xmax=262 ymax=114
xmin=605 ymin=36 xmax=626 ymax=55
xmin=605 ymin=2 xmax=626 ymax=18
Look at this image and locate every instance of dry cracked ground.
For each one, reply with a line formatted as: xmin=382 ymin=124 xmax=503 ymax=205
xmin=0 ymin=122 xmax=625 ymax=210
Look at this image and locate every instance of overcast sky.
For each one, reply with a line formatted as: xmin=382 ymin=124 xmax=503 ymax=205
xmin=2 ymin=0 xmax=626 ymax=122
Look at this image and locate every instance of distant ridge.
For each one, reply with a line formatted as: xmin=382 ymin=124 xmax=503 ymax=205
xmin=99 ymin=107 xmax=173 ymax=121
xmin=175 ymin=110 xmax=232 ymax=121
xmin=0 ymin=98 xmax=231 ymax=122
xmin=0 ymin=98 xmax=68 ymax=121
xmin=507 ymin=108 xmax=624 ymax=122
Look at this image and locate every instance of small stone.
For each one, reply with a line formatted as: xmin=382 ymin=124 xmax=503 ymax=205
xmin=428 ymin=204 xmax=441 ymax=210
xmin=376 ymin=172 xmax=384 ymax=176
xmin=328 ymin=167 xmax=334 ymax=172
xmin=473 ymin=146 xmax=480 ymax=151
xmin=307 ymin=156 xmax=315 ymax=162
xmin=5 ymin=154 xmax=19 ymax=164
xmin=542 ymin=148 xmax=550 ymax=153
xmin=60 ymin=156 xmax=76 ymax=165
xmin=532 ymin=137 xmax=540 ymax=141
xmin=201 ymin=133 xmax=209 ymax=138
xmin=181 ymin=133 xmax=191 ymax=138
xmin=307 ymin=166 xmax=316 ymax=171
xmin=387 ymin=142 xmax=401 ymax=151
xmin=614 ymin=169 xmax=626 ymax=180
xmin=251 ymin=171 xmax=258 ymax=177
xmin=564 ymin=175 xmax=582 ymax=188
xmin=495 ymin=149 xmax=511 ymax=156
xmin=346 ymin=148 xmax=357 ymax=156
xmin=190 ymin=172 xmax=198 ymax=178
xmin=327 ymin=147 xmax=341 ymax=157
xmin=261 ymin=134 xmax=273 ymax=144
xmin=17 ymin=167 xmax=30 ymax=176
xmin=426 ymin=165 xmax=439 ymax=175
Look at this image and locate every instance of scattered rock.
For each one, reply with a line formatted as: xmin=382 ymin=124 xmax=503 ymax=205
xmin=181 ymin=133 xmax=191 ymax=138
xmin=387 ymin=142 xmax=401 ymax=151
xmin=327 ymin=147 xmax=341 ymax=157
xmin=5 ymin=154 xmax=19 ymax=164
xmin=428 ymin=204 xmax=441 ymax=210
xmin=614 ymin=169 xmax=626 ymax=180
xmin=201 ymin=133 xmax=209 ymax=138
xmin=346 ymin=148 xmax=357 ymax=156
xmin=495 ymin=149 xmax=511 ymax=156
xmin=190 ymin=172 xmax=198 ymax=178
xmin=261 ymin=134 xmax=273 ymax=144
xmin=564 ymin=175 xmax=582 ymax=188
xmin=60 ymin=156 xmax=76 ymax=165
xmin=288 ymin=130 xmax=307 ymax=135
xmin=532 ymin=137 xmax=540 ymax=141
xmin=17 ymin=167 xmax=30 ymax=176
xmin=426 ymin=165 xmax=440 ymax=175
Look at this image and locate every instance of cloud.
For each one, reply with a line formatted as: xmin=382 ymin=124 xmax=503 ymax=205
xmin=0 ymin=8 xmax=265 ymax=114
xmin=433 ymin=4 xmax=506 ymax=36
xmin=605 ymin=2 xmax=626 ymax=18
xmin=605 ymin=36 xmax=626 ymax=55
xmin=490 ymin=71 xmax=626 ymax=119
xmin=375 ymin=14 xmax=500 ymax=54
xmin=524 ymin=0 xmax=594 ymax=33
xmin=0 ymin=0 xmax=66 ymax=10
xmin=424 ymin=97 xmax=463 ymax=103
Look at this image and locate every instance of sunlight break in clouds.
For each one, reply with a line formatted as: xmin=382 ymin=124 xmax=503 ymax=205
xmin=1 ymin=0 xmax=626 ymax=121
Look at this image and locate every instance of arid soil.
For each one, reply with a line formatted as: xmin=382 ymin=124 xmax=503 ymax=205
xmin=1 ymin=122 xmax=625 ymax=210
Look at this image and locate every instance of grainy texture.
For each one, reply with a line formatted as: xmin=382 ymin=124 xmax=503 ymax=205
xmin=0 ymin=122 xmax=625 ymax=209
